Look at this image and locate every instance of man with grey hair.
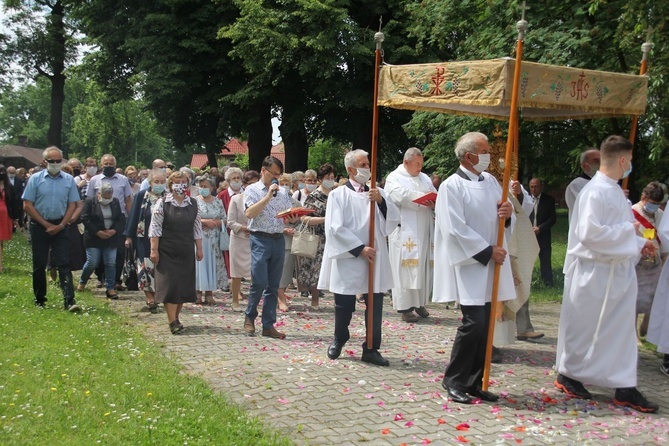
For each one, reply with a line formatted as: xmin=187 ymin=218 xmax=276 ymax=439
xmin=565 ymin=148 xmax=600 ymax=218
xmin=140 ymin=159 xmax=167 ymax=191
xmin=385 ymin=147 xmax=437 ymax=322
xmin=22 ymin=146 xmax=82 ymax=310
xmin=433 ymin=132 xmax=515 ymax=404
xmin=318 ymin=149 xmax=400 ymax=366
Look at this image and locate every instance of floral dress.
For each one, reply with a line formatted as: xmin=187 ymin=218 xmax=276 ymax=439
xmin=195 ymin=196 xmax=229 ymax=291
xmin=297 ymin=189 xmax=328 ymax=287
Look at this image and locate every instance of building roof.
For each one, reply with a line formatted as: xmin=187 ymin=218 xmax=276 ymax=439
xmin=0 ymin=144 xmax=46 ymax=167
xmin=190 ymin=154 xmax=209 ymax=169
xmin=270 ymin=142 xmax=285 ymax=165
xmin=220 ymin=138 xmax=248 ymax=156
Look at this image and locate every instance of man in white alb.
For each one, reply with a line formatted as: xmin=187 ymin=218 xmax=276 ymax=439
xmin=565 ymin=148 xmax=600 ymax=219
xmin=386 ymin=148 xmax=437 ymax=323
xmin=555 ymin=135 xmax=658 ymax=413
xmin=433 ymin=132 xmax=516 ymax=404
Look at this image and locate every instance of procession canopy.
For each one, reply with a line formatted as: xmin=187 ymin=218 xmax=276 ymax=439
xmin=377 ymin=58 xmax=648 ymax=120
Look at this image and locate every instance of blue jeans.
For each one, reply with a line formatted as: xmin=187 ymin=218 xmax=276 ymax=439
xmin=81 ymin=246 xmax=117 ymax=291
xmin=246 ymin=233 xmax=284 ymax=329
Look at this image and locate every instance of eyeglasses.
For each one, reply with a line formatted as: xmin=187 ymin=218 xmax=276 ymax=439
xmin=266 ymin=169 xmax=282 ymax=178
xmin=45 ymin=159 xmax=63 ymax=164
xmin=166 ymin=164 xmax=175 ymax=169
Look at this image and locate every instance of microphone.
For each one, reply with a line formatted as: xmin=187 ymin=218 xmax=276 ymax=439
xmin=271 ymin=179 xmax=278 ymax=197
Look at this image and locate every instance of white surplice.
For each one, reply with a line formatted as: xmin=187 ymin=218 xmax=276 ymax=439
xmin=556 ymin=172 xmax=645 ymax=388
xmin=385 ymin=165 xmax=437 ymax=310
xmin=318 ymin=185 xmax=400 ymax=295
xmin=565 ymin=175 xmax=590 ymax=220
xmin=433 ymin=169 xmax=516 ymax=305
xmin=646 ymin=213 xmax=669 ymax=354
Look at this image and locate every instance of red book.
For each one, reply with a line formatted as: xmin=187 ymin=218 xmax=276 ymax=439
xmin=277 ymin=207 xmax=315 ymax=218
xmin=413 ymin=191 xmax=438 ymax=206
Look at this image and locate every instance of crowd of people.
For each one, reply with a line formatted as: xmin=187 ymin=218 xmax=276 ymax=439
xmin=1 ymin=132 xmax=668 ymax=413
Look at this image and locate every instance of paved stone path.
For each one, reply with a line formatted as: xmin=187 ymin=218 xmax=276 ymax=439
xmin=104 ymin=288 xmax=669 ymax=445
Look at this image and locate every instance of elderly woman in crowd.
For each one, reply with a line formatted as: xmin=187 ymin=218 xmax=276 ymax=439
xmin=278 ymin=173 xmax=302 ymax=311
xmin=194 ymin=175 xmax=228 ymax=304
xmin=217 ymin=166 xmax=244 ymax=289
xmin=124 ymin=169 xmax=167 ymax=312
xmin=293 ymin=169 xmax=317 ymax=205
xmin=149 ymin=171 xmax=203 ymax=334
xmin=125 ymin=166 xmax=141 ymax=196
xmin=0 ymin=164 xmax=21 ymax=273
xmin=78 ymin=182 xmax=125 ymax=299
xmin=227 ymin=170 xmax=259 ymax=311
xmin=291 ymin=171 xmax=304 ymax=195
xmin=297 ymin=163 xmax=336 ymax=309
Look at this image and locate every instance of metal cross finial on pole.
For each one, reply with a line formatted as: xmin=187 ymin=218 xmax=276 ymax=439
xmin=642 ymin=26 xmax=653 ymax=61
xmin=517 ymin=1 xmax=529 ymax=40
xmin=519 ymin=0 xmax=530 ymax=21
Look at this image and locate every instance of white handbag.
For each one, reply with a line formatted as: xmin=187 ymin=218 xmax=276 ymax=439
xmin=291 ymin=220 xmax=318 ymax=259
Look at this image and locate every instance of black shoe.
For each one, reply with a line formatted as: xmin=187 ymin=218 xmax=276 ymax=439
xmin=661 ymin=363 xmax=669 ymax=377
xmin=614 ymin=387 xmax=659 ymax=413
xmin=492 ymin=346 xmax=503 ymax=364
xmin=327 ymin=341 xmax=345 ymax=360
xmin=469 ymin=387 xmax=499 ymax=402
xmin=554 ymin=374 xmax=592 ymax=399
xmin=441 ymin=382 xmax=472 ymax=404
xmin=300 ymin=291 xmax=309 ymax=297
xmin=35 ymin=299 xmax=47 ymax=308
xmin=360 ymin=350 xmax=389 ymax=367
xmin=318 ymin=291 xmax=324 ymax=297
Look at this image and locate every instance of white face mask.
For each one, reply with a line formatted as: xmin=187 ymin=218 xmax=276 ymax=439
xmin=353 ymin=167 xmax=371 ymax=185
xmin=99 ymin=197 xmax=113 ymax=206
xmin=86 ymin=166 xmax=97 ymax=176
xmin=47 ymin=163 xmax=62 ymax=175
xmin=471 ymin=153 xmax=490 ymax=173
xmin=305 ymin=184 xmax=317 ymax=193
xmin=281 ymin=185 xmax=291 ymax=194
xmin=230 ymin=181 xmax=242 ymax=191
xmin=322 ymin=179 xmax=335 ymax=190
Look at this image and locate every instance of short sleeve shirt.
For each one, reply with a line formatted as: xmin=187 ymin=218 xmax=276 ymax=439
xmin=22 ymin=170 xmax=80 ymax=220
xmin=243 ymin=181 xmax=293 ymax=234
xmin=87 ymin=173 xmax=133 ymax=215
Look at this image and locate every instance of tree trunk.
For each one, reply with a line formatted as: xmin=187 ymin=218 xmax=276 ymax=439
xmin=279 ymin=111 xmax=308 ymax=172
xmin=46 ymin=1 xmax=66 ymax=154
xmin=247 ymin=101 xmax=272 ymax=171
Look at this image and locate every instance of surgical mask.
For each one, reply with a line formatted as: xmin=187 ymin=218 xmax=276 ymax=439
xmin=172 ymin=183 xmax=188 ymax=196
xmin=322 ymin=179 xmax=335 ymax=189
xmin=103 ymin=166 xmax=116 ymax=177
xmin=151 ymin=184 xmax=166 ymax=195
xmin=7 ymin=174 xmax=14 ymax=182
xmin=99 ymin=197 xmax=113 ymax=206
xmin=298 ymin=182 xmax=305 ymax=190
xmin=305 ymin=184 xmax=317 ymax=193
xmin=644 ymin=202 xmax=660 ymax=214
xmin=86 ymin=166 xmax=97 ymax=176
xmin=158 ymin=167 xmax=167 ymax=174
xmin=621 ymin=159 xmax=632 ymax=179
xmin=281 ymin=185 xmax=291 ymax=194
xmin=128 ymin=178 xmax=137 ymax=185
xmin=585 ymin=163 xmax=599 ymax=177
xmin=472 ymin=153 xmax=490 ymax=173
xmin=73 ymin=168 xmax=81 ymax=177
xmin=353 ymin=167 xmax=371 ymax=185
xmin=47 ymin=163 xmax=62 ymax=175
xmin=199 ymin=187 xmax=211 ymax=197
xmin=230 ymin=181 xmax=242 ymax=191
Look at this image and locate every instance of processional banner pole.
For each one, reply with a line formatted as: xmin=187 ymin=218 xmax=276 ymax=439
xmin=367 ymin=25 xmax=384 ymax=349
xmin=622 ymin=34 xmax=652 ymax=191
xmin=482 ymin=8 xmax=528 ymax=391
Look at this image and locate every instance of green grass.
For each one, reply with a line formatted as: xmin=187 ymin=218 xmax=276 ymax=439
xmin=0 ymin=233 xmax=292 ymax=446
xmin=529 ymin=208 xmax=568 ymax=302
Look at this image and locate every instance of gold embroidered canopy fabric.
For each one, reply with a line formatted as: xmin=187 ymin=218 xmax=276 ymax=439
xmin=378 ymin=58 xmax=648 ymax=120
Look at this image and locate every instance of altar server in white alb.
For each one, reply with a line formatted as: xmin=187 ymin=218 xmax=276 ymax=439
xmin=386 ymin=147 xmax=437 ymax=323
xmin=433 ymin=132 xmax=516 ymax=404
xmin=318 ymin=149 xmax=400 ymax=366
xmin=555 ymin=135 xmax=658 ymax=413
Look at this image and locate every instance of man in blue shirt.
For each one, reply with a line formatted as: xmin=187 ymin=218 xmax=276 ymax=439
xmin=22 ymin=146 xmax=82 ymax=311
xmin=244 ymin=156 xmax=299 ymax=339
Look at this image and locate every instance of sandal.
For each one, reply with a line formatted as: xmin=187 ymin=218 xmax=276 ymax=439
xmin=169 ymin=320 xmax=183 ymax=334
xmin=147 ymin=301 xmax=158 ymax=313
xmin=105 ymin=290 xmax=119 ymax=300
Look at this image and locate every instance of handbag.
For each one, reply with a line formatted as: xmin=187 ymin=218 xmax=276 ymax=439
xmin=219 ymin=226 xmax=230 ymax=251
xmin=122 ymin=246 xmax=139 ymax=291
xmin=291 ymin=220 xmax=318 ymax=259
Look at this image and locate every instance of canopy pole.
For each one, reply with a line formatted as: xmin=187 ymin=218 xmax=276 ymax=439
xmin=622 ymin=35 xmax=652 ymax=190
xmin=482 ymin=11 xmax=528 ymax=392
xmin=367 ymin=26 xmax=384 ymax=350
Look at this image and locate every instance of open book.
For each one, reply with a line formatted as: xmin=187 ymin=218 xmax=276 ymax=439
xmin=277 ymin=207 xmax=315 ymax=218
xmin=412 ymin=191 xmax=437 ymax=206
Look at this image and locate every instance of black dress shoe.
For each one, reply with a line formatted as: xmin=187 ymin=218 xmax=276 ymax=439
xmin=327 ymin=341 xmax=344 ymax=360
xmin=469 ymin=387 xmax=499 ymax=402
xmin=441 ymin=382 xmax=472 ymax=404
xmin=360 ymin=350 xmax=390 ymax=366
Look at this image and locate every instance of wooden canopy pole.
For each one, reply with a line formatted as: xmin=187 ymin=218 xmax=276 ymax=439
xmin=622 ymin=34 xmax=652 ymax=191
xmin=367 ymin=26 xmax=384 ymax=349
xmin=482 ymin=9 xmax=528 ymax=391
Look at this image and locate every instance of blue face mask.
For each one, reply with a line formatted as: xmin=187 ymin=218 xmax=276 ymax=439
xmin=644 ymin=202 xmax=660 ymax=214
xmin=152 ymin=184 xmax=166 ymax=195
xmin=622 ymin=158 xmax=632 ymax=179
xmin=199 ymin=188 xmax=211 ymax=198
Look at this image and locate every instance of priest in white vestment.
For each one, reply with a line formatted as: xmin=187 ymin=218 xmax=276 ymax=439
xmin=433 ymin=132 xmax=515 ymax=405
xmin=565 ymin=148 xmax=600 ymax=220
xmin=386 ymin=148 xmax=437 ymax=323
xmin=318 ymin=150 xmax=400 ymax=367
xmin=555 ymin=135 xmax=658 ymax=413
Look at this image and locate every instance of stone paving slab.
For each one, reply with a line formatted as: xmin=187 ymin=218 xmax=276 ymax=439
xmin=103 ymin=288 xmax=669 ymax=445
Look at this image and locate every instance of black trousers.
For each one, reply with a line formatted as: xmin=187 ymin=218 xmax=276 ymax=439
xmin=443 ymin=303 xmax=491 ymax=392
xmin=334 ymin=293 xmax=384 ymax=352
xmin=538 ymin=244 xmax=553 ymax=286
xmin=29 ymin=221 xmax=75 ymax=307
